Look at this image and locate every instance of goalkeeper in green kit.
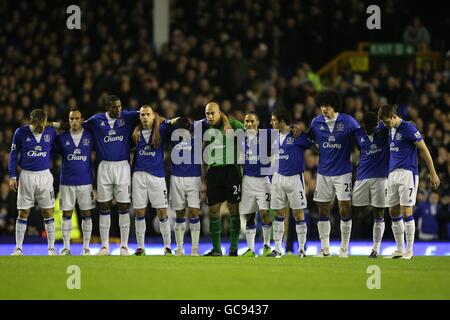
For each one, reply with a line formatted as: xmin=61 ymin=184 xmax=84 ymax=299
xmin=196 ymin=102 xmax=244 ymax=256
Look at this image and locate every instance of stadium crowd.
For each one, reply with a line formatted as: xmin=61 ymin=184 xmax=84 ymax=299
xmin=0 ymin=0 xmax=449 ymax=242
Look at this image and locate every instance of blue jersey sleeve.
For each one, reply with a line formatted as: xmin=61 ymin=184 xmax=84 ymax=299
xmin=125 ymin=110 xmax=140 ymax=118
xmin=404 ymin=122 xmax=423 ymax=143
xmin=123 ymin=110 xmax=140 ymax=128
xmin=353 ymin=128 xmax=364 ymax=149
xmin=51 ymin=128 xmax=58 ymax=158
xmin=348 ymin=115 xmax=360 ymax=132
xmin=295 ymin=133 xmax=313 ymax=149
xmin=159 ymin=120 xmax=171 ymax=143
xmin=378 ymin=125 xmax=389 ymax=143
xmin=82 ymin=115 xmax=97 ymax=131
xmin=306 ymin=118 xmax=317 ymax=142
xmin=193 ymin=118 xmax=208 ymax=135
xmin=8 ymin=128 xmax=22 ymax=178
xmin=54 ymin=134 xmax=63 ymax=155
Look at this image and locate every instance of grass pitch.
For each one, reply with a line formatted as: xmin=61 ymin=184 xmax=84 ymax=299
xmin=1 ymin=256 xmax=449 ymax=300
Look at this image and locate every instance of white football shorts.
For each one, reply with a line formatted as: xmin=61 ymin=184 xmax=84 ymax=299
xmin=97 ymin=160 xmax=131 ymax=203
xmin=17 ymin=169 xmax=55 ymax=210
xmin=313 ymin=172 xmax=352 ymax=202
xmin=352 ymin=177 xmax=388 ymax=208
xmin=132 ymin=171 xmax=168 ymax=209
xmin=270 ymin=173 xmax=307 ymax=210
xmin=387 ymin=169 xmax=419 ymax=207
xmin=169 ymin=176 xmax=201 ymax=210
xmin=59 ymin=184 xmax=95 ymax=211
xmin=239 ymin=175 xmax=271 ymax=215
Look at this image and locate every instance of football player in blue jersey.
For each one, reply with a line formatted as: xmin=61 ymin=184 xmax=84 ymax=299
xmin=378 ymin=104 xmax=440 ymax=259
xmin=239 ymin=112 xmax=273 ymax=257
xmin=166 ymin=117 xmax=202 ymax=256
xmin=352 ymin=112 xmax=389 ymax=258
xmin=269 ymin=109 xmax=313 ymax=258
xmin=55 ymin=110 xmax=95 ymax=256
xmin=307 ymin=89 xmax=360 ymax=257
xmin=131 ymin=105 xmax=172 ymax=256
xmin=9 ymin=109 xmax=58 ymax=256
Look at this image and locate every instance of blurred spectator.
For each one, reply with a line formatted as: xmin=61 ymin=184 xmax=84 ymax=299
xmin=403 ymin=17 xmax=431 ymax=50
xmin=414 ymin=191 xmax=440 ymax=240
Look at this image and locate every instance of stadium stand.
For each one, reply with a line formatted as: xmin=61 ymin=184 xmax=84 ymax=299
xmin=0 ymin=0 xmax=449 ymax=240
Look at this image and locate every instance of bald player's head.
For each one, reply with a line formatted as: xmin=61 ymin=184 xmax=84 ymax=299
xmin=205 ymin=102 xmax=222 ymax=126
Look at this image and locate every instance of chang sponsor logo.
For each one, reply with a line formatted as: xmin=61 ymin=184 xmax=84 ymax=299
xmin=389 ymin=142 xmax=399 ymax=152
xmin=245 ymin=154 xmax=260 ymax=161
xmin=275 ymin=149 xmax=289 ymax=160
xmin=245 ymin=148 xmax=260 ymax=161
xmin=365 ymin=144 xmax=382 ymax=155
xmin=138 ymin=149 xmax=156 ymax=157
xmin=322 ymin=135 xmax=342 ymax=149
xmin=67 ymin=154 xmax=88 ymax=161
xmin=322 ymin=142 xmax=342 ymax=149
xmin=174 ymin=143 xmax=192 ymax=151
xmin=27 ymin=150 xmax=47 ymax=157
xmin=103 ymin=135 xmax=124 ymax=143
xmin=276 ymin=155 xmax=289 ymax=160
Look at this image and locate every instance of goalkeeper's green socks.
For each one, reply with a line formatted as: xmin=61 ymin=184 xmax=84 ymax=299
xmin=209 ymin=217 xmax=222 ymax=252
xmin=229 ymin=214 xmax=241 ymax=251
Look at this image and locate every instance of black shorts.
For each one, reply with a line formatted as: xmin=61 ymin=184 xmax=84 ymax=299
xmin=206 ymin=165 xmax=242 ymax=206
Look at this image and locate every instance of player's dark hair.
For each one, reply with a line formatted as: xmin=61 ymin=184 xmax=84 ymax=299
xmin=316 ymin=89 xmax=342 ymax=112
xmin=362 ymin=112 xmax=378 ymax=134
xmin=30 ymin=109 xmax=47 ymax=124
xmin=272 ymin=108 xmax=292 ymax=126
xmin=69 ymin=109 xmax=83 ymax=119
xmin=105 ymin=95 xmax=121 ymax=108
xmin=378 ymin=104 xmax=398 ymax=120
xmin=173 ymin=117 xmax=192 ymax=131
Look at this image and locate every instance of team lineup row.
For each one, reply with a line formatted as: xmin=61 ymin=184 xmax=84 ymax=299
xmin=8 ymin=89 xmax=440 ymax=258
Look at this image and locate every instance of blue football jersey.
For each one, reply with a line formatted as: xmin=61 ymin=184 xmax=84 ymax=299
xmin=308 ymin=113 xmax=360 ymax=176
xmin=56 ymin=130 xmax=94 ymax=186
xmin=275 ymin=132 xmax=313 ymax=176
xmin=82 ymin=110 xmax=140 ymax=162
xmin=243 ymin=129 xmax=274 ymax=177
xmin=354 ymin=122 xmax=389 ymax=180
xmin=168 ymin=121 xmax=202 ymax=177
xmin=132 ymin=121 xmax=171 ymax=178
xmin=8 ymin=126 xmax=57 ymax=178
xmin=388 ymin=120 xmax=422 ymax=175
